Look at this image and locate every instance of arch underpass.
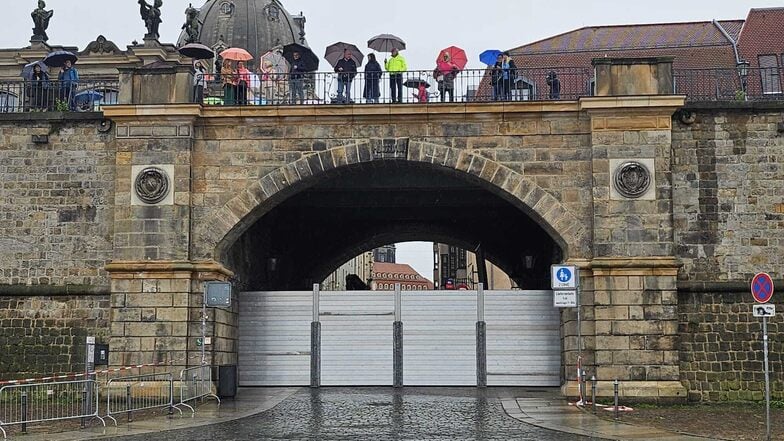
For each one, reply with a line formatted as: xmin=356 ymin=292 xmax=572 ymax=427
xmin=222 ymin=161 xmax=563 ymax=290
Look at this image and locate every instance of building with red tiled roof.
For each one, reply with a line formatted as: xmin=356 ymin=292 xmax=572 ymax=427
xmin=371 ymin=262 xmax=434 ymax=291
xmin=476 ymin=8 xmax=784 ymax=100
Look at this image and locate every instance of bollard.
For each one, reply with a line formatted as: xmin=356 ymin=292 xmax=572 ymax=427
xmin=580 ymin=371 xmax=586 ymax=403
xmin=21 ymin=392 xmax=27 ymax=434
xmin=613 ymin=379 xmax=619 ymax=421
xmin=591 ymin=375 xmax=597 ymax=414
xmin=126 ymin=384 xmax=133 ymax=423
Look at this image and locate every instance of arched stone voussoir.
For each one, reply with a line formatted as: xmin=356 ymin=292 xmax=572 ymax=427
xmin=205 ymin=142 xmax=589 ymax=262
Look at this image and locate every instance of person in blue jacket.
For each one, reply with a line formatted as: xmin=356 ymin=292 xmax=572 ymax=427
xmin=58 ymin=59 xmax=79 ymax=110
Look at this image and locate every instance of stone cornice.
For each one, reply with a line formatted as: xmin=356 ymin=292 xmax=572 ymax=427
xmin=102 ymin=104 xmax=202 ymax=119
xmin=102 ymin=101 xmax=583 ymax=120
xmin=579 ymin=95 xmax=686 ymax=112
xmin=105 ymin=260 xmax=234 ymax=280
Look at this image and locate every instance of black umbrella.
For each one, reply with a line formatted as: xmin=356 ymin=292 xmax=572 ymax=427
xmin=324 ymin=42 xmax=364 ymax=68
xmin=43 ymin=50 xmax=78 ymax=68
xmin=178 ymin=43 xmax=215 ymax=60
xmin=367 ymin=34 xmax=406 ymax=53
xmin=403 ymin=78 xmax=430 ymax=89
xmin=21 ymin=60 xmax=48 ymax=80
xmin=282 ymin=43 xmax=319 ymax=72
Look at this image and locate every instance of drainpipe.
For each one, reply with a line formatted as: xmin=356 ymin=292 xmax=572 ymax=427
xmin=713 ymin=20 xmax=742 ymax=64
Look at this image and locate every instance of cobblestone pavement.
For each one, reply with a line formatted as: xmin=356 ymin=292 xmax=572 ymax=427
xmin=106 ymin=387 xmax=590 ymax=440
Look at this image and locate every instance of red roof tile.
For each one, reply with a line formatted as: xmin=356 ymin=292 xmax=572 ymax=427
xmin=513 ymin=20 xmax=743 ymax=56
xmin=738 ymin=8 xmax=784 ymax=67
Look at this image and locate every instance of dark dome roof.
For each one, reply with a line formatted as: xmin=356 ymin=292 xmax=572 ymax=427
xmin=178 ymin=0 xmax=307 ymax=61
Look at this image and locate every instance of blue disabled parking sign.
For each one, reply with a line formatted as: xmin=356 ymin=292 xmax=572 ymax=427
xmin=551 ymin=265 xmax=578 ymax=289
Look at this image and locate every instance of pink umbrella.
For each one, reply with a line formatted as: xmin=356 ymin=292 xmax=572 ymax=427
xmin=219 ymin=47 xmax=253 ymax=61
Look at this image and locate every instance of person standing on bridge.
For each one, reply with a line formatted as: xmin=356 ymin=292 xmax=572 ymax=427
xmin=335 ymin=49 xmax=357 ymax=104
xmin=385 ymin=48 xmax=407 ymax=103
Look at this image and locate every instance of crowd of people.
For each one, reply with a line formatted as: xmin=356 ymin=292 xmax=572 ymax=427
xmin=194 ymin=46 xmax=562 ymax=105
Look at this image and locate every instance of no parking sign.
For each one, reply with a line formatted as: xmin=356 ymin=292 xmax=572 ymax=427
xmin=751 ymin=272 xmax=774 ymax=304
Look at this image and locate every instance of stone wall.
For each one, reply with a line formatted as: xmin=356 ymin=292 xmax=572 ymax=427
xmin=679 ymin=289 xmax=784 ymax=401
xmin=183 ymin=107 xmax=595 ymax=261
xmin=672 ymin=106 xmax=784 ymax=281
xmin=0 ymin=115 xmax=115 ymax=287
xmin=0 ymin=294 xmax=110 ymax=377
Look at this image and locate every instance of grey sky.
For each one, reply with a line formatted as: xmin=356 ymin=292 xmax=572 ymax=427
xmin=2 ymin=0 xmax=778 ymax=279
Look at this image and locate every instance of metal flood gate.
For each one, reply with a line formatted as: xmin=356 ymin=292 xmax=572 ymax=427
xmin=238 ymin=288 xmax=560 ymax=387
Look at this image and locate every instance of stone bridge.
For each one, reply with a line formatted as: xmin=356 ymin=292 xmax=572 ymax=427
xmin=0 ymin=59 xmax=782 ymax=402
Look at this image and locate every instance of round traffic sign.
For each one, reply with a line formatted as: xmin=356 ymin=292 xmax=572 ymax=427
xmin=751 ymin=273 xmax=774 ymax=304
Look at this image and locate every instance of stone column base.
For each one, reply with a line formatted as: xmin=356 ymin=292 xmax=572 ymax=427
xmin=561 ymin=380 xmax=687 ymax=404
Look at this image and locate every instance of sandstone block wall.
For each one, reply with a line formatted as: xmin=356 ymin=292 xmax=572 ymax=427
xmin=679 ymin=290 xmax=783 ymax=401
xmin=672 ymin=107 xmax=784 ymax=281
xmin=0 ymin=295 xmax=110 ymax=377
xmin=0 ymin=116 xmax=115 ymax=286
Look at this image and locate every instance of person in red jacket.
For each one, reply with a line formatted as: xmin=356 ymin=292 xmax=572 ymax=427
xmin=435 ymin=51 xmax=460 ymax=102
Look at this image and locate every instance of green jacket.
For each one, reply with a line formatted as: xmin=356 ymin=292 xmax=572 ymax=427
xmin=385 ymin=54 xmax=407 ymax=73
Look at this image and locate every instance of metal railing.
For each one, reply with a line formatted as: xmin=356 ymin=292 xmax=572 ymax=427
xmin=0 ymin=78 xmax=119 ymax=113
xmin=197 ymin=67 xmax=592 ymax=106
xmin=0 ymin=379 xmax=105 ymax=439
xmin=105 ymin=372 xmax=180 ymax=425
xmin=675 ymin=67 xmax=784 ymax=102
xmin=175 ymin=365 xmax=220 ymax=415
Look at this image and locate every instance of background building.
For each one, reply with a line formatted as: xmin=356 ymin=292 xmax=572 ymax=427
xmin=320 ymin=251 xmax=373 ymax=291
xmin=371 ymin=262 xmax=434 ymax=291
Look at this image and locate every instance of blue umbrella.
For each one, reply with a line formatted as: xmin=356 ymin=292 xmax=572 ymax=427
xmin=73 ymin=90 xmax=104 ymax=111
xmin=74 ymin=90 xmax=104 ymax=104
xmin=20 ymin=60 xmax=48 ymax=80
xmin=43 ymin=50 xmax=78 ymax=68
xmin=479 ymin=49 xmax=502 ymax=66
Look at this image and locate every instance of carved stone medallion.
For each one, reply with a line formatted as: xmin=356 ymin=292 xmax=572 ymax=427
xmin=613 ymin=161 xmax=651 ymax=199
xmin=134 ymin=167 xmax=170 ymax=204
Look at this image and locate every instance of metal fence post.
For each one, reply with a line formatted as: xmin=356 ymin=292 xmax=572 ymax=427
xmin=126 ymin=384 xmax=133 ymax=423
xmin=80 ymin=387 xmax=87 ymax=429
xmin=20 ymin=392 xmax=27 ymax=434
xmin=591 ymin=375 xmax=597 ymax=414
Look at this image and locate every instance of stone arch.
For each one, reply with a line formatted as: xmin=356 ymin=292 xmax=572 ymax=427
xmin=198 ymin=141 xmax=590 ymax=263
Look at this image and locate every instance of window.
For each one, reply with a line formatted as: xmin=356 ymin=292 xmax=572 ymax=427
xmin=758 ymin=55 xmax=782 ymax=94
xmin=219 ymin=1 xmax=234 ymax=15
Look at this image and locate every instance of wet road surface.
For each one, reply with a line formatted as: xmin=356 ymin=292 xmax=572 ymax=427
xmin=107 ymin=387 xmax=589 ymax=440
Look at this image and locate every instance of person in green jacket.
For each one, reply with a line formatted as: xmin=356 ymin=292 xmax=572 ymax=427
xmin=384 ymin=48 xmax=407 ymax=103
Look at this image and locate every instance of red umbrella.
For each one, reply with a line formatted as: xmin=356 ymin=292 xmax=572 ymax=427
xmin=436 ymin=46 xmax=468 ymax=71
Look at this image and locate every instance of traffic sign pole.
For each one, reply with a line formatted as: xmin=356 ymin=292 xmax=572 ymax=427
xmin=763 ymin=316 xmax=771 ymax=441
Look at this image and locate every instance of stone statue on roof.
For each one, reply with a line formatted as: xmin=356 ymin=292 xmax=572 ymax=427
xmin=182 ymin=3 xmax=200 ymax=44
xmin=31 ymin=0 xmax=54 ymax=42
xmin=138 ymin=0 xmax=163 ymax=40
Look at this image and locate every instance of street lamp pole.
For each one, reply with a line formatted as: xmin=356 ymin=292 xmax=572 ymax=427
xmin=736 ymin=60 xmax=750 ymax=101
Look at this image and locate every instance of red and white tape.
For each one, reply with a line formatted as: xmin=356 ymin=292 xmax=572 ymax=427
xmin=0 ymin=354 xmax=201 ymax=386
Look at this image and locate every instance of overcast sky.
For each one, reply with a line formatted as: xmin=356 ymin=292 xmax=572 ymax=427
xmin=2 ymin=0 xmax=778 ymax=279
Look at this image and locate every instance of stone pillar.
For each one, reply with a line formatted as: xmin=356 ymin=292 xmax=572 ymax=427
xmin=571 ymin=58 xmax=687 ymax=401
xmin=105 ymin=108 xmax=238 ymax=370
xmin=106 ymin=261 xmax=234 ymax=370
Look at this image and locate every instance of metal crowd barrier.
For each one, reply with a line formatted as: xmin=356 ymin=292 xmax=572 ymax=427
xmin=105 ymin=372 xmax=180 ymax=425
xmin=175 ymin=365 xmax=220 ymax=415
xmin=0 ymin=379 xmax=104 ymax=439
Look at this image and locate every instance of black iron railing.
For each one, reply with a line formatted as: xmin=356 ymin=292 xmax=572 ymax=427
xmin=0 ymin=78 xmax=119 ymax=113
xmin=675 ymin=67 xmax=784 ymax=102
xmin=195 ymin=67 xmax=593 ymax=106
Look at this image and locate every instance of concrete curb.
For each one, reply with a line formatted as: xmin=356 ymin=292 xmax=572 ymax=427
xmin=502 ymin=398 xmax=720 ymax=441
